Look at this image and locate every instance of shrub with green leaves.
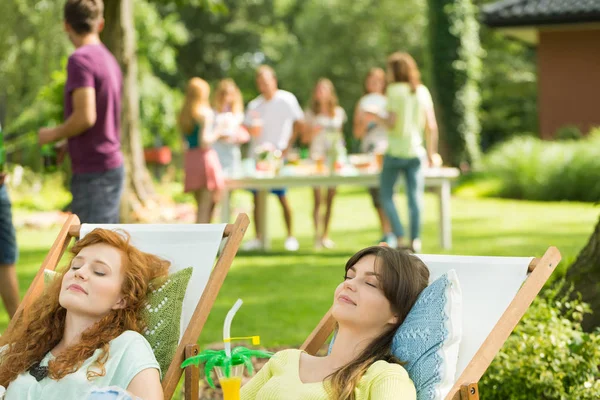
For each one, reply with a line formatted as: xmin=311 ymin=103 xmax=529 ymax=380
xmin=481 ymin=284 xmax=600 ymax=399
xmin=459 ymin=129 xmax=600 ymax=202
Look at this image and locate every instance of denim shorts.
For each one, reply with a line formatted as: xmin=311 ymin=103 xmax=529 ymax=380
xmin=0 ymin=185 xmax=17 ymax=265
xmin=70 ymin=165 xmax=125 ymax=224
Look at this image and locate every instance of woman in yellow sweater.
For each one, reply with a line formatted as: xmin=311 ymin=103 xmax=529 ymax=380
xmin=241 ymin=245 xmax=430 ymax=400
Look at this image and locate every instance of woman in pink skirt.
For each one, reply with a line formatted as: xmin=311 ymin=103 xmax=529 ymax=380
xmin=178 ymin=77 xmax=224 ymax=223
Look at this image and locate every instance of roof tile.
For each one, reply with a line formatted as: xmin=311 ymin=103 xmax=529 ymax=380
xmin=482 ymin=0 xmax=600 ymax=27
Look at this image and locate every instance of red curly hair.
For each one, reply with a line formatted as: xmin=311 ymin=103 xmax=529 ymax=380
xmin=0 ymin=228 xmax=170 ymax=387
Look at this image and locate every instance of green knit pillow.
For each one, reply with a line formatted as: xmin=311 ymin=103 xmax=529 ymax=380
xmin=142 ymin=267 xmax=193 ymax=377
xmin=43 ymin=267 xmax=193 ymax=378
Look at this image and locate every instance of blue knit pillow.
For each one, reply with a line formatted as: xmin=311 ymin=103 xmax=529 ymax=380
xmin=392 ymin=270 xmax=462 ymax=400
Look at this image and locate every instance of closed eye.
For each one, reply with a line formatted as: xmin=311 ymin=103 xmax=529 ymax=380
xmin=94 ymin=271 xmax=106 ymax=276
xmin=366 ymin=282 xmax=377 ymax=288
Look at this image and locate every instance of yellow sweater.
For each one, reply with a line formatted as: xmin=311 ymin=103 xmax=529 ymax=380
xmin=240 ymin=349 xmax=416 ymax=400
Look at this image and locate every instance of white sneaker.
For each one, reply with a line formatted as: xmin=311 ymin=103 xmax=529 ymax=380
xmin=384 ymin=234 xmax=397 ymax=248
xmin=242 ymin=238 xmax=263 ymax=251
xmin=284 ymin=236 xmax=299 ymax=251
xmin=321 ymin=237 xmax=335 ymax=249
xmin=411 ymin=238 xmax=422 ymax=253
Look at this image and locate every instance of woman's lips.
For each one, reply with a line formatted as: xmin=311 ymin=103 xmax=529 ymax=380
xmin=338 ymin=295 xmax=356 ymax=305
xmin=68 ymin=284 xmax=87 ymax=294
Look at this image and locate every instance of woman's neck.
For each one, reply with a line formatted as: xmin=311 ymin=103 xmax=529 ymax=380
xmin=324 ymin=325 xmax=379 ymax=369
xmin=317 ymin=100 xmax=329 ymax=115
xmin=54 ymin=312 xmax=101 ymax=354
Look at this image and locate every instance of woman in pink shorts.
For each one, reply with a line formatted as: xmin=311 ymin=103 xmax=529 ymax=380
xmin=178 ymin=78 xmax=224 ymax=223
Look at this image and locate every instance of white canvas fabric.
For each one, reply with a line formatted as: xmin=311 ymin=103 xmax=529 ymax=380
xmin=80 ymin=223 xmax=226 ymax=342
xmin=417 ymin=254 xmax=532 ymax=379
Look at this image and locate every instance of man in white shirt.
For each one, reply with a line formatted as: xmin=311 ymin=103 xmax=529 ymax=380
xmin=243 ymin=65 xmax=304 ymax=251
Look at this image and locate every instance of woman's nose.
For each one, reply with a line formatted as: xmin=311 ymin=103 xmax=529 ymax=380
xmin=343 ymin=279 xmax=357 ymax=291
xmin=74 ymin=266 xmax=88 ymax=280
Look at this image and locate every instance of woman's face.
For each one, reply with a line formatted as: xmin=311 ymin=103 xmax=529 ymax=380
xmin=366 ymin=74 xmax=385 ymax=94
xmin=332 ymin=255 xmax=398 ymax=333
xmin=59 ymin=243 xmax=127 ymax=319
xmin=222 ymin=87 xmax=236 ymax=108
xmin=314 ymin=83 xmax=331 ymax=102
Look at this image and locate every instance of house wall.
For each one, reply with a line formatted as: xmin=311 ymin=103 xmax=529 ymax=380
xmin=538 ymin=28 xmax=600 ymax=138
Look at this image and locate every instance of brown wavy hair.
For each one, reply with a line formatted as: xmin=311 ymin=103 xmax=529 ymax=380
xmin=0 ymin=229 xmax=170 ymax=387
xmin=329 ymin=246 xmax=430 ymax=400
xmin=309 ymin=78 xmax=339 ymax=118
xmin=387 ymin=52 xmax=421 ymax=93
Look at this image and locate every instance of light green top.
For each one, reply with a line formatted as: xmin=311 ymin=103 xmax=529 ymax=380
xmin=385 ymin=82 xmax=433 ymax=159
xmin=4 ymin=330 xmax=160 ymax=400
xmin=240 ymin=349 xmax=416 ymax=400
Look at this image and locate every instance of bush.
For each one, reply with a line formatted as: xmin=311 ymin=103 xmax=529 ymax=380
xmin=480 ymin=283 xmax=600 ymax=399
xmin=555 ymin=125 xmax=584 ymax=141
xmin=458 ymin=129 xmax=600 ymax=202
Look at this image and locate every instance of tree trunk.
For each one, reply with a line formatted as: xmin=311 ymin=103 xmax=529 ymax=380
xmin=566 ymin=214 xmax=600 ymax=331
xmin=101 ymin=0 xmax=155 ymax=222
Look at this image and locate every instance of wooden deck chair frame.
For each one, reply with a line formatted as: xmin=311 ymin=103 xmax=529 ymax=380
xmin=300 ymin=246 xmax=561 ymax=400
xmin=5 ymin=212 xmax=250 ymax=400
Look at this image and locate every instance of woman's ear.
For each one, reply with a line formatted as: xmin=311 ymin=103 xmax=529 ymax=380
xmin=388 ymin=314 xmax=400 ymax=325
xmin=112 ymin=296 xmax=128 ymax=310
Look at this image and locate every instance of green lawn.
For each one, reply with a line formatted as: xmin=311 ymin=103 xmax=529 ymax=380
xmin=1 ymin=187 xmax=597 ymax=350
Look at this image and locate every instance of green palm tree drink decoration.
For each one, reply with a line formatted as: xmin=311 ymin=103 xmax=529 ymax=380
xmin=181 ymin=299 xmax=272 ymax=400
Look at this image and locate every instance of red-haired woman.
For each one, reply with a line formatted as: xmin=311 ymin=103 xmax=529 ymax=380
xmin=0 ymin=229 xmax=169 ymax=400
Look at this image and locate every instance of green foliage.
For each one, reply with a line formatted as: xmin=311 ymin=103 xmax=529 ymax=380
xmin=462 ymin=129 xmax=600 ymax=202
xmin=135 ymin=0 xmax=188 ymax=149
xmin=427 ymin=0 xmax=482 ymax=167
xmin=481 ymin=283 xmax=600 ymax=400
xmin=555 ymin=125 xmax=583 ymax=141
xmin=0 ymin=0 xmax=70 ymax=126
xmin=2 ymin=64 xmax=67 ymax=171
xmin=477 ymin=11 xmax=538 ymax=150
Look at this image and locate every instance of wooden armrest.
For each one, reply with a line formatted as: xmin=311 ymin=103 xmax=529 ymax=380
xmin=456 ymin=383 xmax=479 ymax=400
xmin=184 ymin=344 xmax=199 ymax=400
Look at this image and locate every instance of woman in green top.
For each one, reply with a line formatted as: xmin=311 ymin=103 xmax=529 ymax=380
xmin=241 ymin=245 xmax=430 ymax=400
xmin=0 ymin=229 xmax=169 ymax=400
xmin=375 ymin=52 xmax=440 ymax=252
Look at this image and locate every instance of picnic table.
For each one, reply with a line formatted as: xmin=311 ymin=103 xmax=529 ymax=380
xmin=221 ymin=163 xmax=460 ymax=250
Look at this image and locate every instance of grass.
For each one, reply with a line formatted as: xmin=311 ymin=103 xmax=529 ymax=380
xmin=1 ymin=186 xmax=598 ymax=350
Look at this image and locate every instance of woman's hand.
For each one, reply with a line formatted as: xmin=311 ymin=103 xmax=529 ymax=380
xmin=428 ymin=153 xmax=443 ymax=168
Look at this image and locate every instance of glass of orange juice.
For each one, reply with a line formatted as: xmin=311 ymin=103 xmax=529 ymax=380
xmin=216 ymin=365 xmax=244 ymax=400
xmin=375 ymin=152 xmax=384 ymax=169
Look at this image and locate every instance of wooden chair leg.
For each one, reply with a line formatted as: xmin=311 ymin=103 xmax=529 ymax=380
xmin=184 ymin=344 xmax=200 ymax=400
xmin=460 ymin=383 xmax=479 ymax=400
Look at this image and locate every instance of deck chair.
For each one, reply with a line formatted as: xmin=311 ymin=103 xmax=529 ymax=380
xmin=4 ymin=212 xmax=250 ymax=400
xmin=300 ymin=247 xmax=561 ymax=400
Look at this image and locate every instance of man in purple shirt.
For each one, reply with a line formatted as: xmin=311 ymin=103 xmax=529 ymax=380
xmin=38 ymin=0 xmax=124 ymax=224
